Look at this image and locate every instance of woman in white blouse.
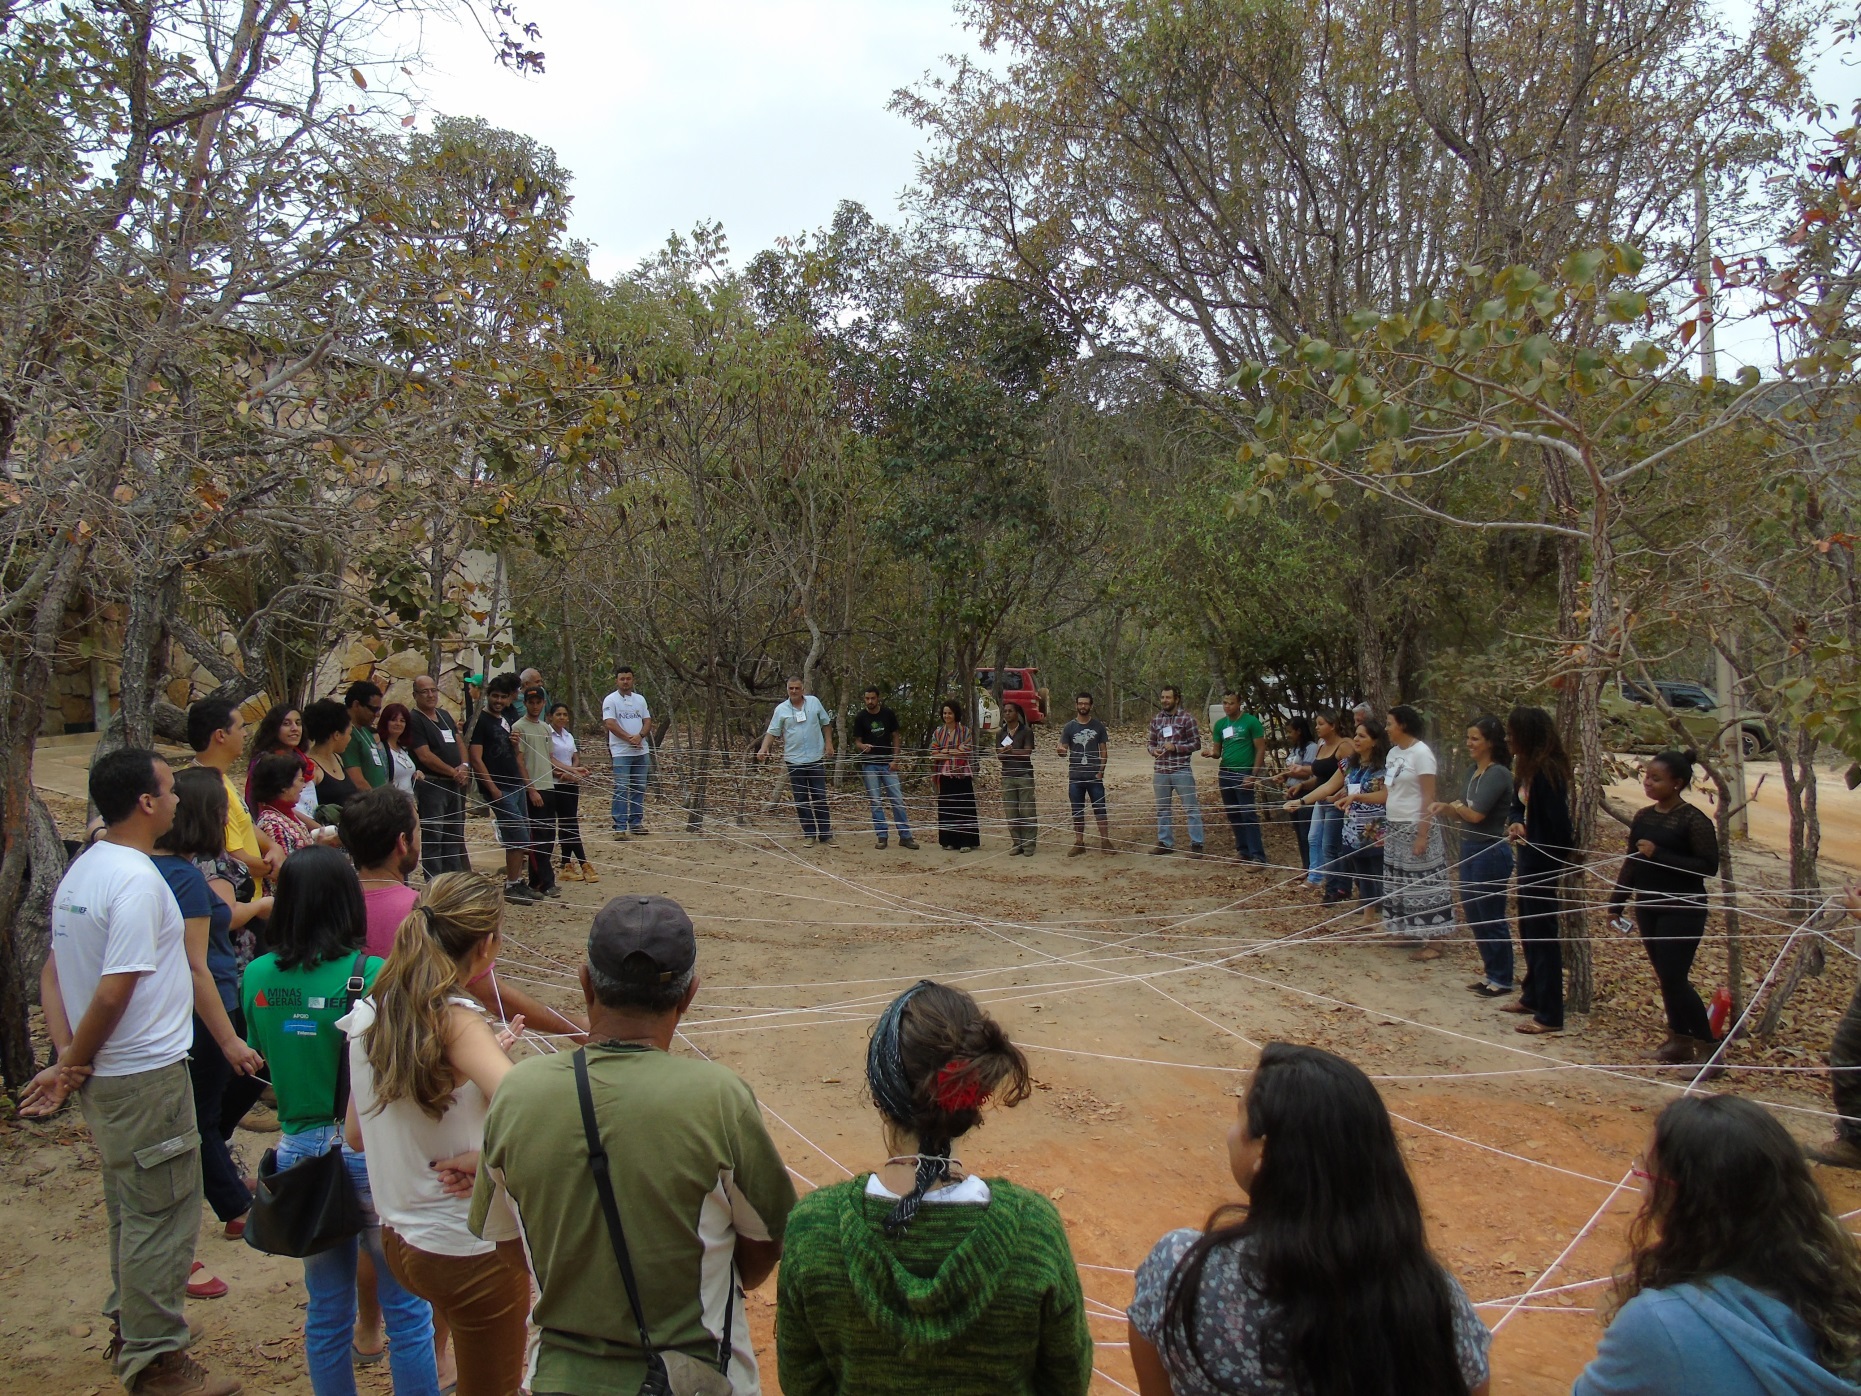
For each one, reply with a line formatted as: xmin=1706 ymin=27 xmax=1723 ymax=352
xmin=546 ymin=702 xmax=596 ymax=882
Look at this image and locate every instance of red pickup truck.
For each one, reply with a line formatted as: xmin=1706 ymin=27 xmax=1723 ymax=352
xmin=976 ymin=667 xmax=1050 ymax=727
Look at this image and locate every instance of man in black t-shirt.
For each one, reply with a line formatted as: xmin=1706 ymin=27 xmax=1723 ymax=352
xmin=852 ymin=687 xmax=919 ymax=850
xmin=469 ymin=674 xmax=543 ymax=905
xmin=1058 ymin=691 xmax=1113 ymax=856
xmin=407 ymin=673 xmax=474 ymax=875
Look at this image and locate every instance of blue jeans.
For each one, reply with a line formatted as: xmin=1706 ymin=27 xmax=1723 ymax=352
xmin=1152 ymin=768 xmax=1204 ymax=848
xmin=1459 ymin=840 xmax=1516 ymax=988
xmin=275 ymin=1126 xmax=438 ymax=1396
xmin=860 ymin=765 xmax=912 ymax=841
xmin=1217 ymin=771 xmax=1265 ymax=861
xmin=610 ymin=751 xmax=648 ymax=831
xmin=1312 ymin=804 xmax=1348 ymax=892
xmin=787 ymin=762 xmax=832 ymax=839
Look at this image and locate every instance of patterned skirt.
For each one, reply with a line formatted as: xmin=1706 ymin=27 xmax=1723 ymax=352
xmin=1382 ymin=820 xmax=1456 ymax=939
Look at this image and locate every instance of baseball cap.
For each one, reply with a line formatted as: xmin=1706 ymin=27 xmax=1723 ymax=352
xmin=589 ymin=895 xmax=696 ymax=984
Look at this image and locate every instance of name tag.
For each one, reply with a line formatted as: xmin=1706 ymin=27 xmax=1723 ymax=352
xmin=792 ymin=711 xmax=809 ymax=724
xmin=1161 ymin=726 xmax=1174 ymax=738
xmin=1001 ymin=735 xmax=1014 ymax=748
xmin=1224 ymin=726 xmax=1237 ymax=740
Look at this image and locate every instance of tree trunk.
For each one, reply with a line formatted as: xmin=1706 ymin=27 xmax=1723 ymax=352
xmin=1775 ymin=724 xmax=1823 ymax=914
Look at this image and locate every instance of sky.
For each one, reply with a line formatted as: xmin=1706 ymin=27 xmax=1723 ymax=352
xmin=398 ymin=0 xmax=1858 ymax=367
xmin=402 ymin=0 xmax=975 ymax=279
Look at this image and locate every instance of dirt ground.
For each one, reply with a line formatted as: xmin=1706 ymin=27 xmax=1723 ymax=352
xmin=7 ymin=740 xmax=1861 ymax=1396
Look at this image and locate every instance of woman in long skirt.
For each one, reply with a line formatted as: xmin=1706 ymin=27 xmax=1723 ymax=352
xmin=1381 ymin=704 xmax=1457 ymax=959
xmin=931 ymin=699 xmax=980 ymax=851
xmin=1505 ymin=706 xmax=1574 ymax=1036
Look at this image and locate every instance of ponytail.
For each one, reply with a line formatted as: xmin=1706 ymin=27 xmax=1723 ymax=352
xmin=364 ymin=872 xmax=504 ymax=1120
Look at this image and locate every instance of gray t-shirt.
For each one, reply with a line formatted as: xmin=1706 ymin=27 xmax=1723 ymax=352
xmin=1129 ymin=1228 xmax=1490 ymax=1396
xmin=1460 ymin=762 xmax=1514 ymax=850
xmin=1060 ymin=718 xmax=1109 ymax=779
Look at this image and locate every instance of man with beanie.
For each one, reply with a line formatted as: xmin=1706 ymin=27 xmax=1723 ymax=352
xmin=470 ymin=896 xmax=797 ymax=1394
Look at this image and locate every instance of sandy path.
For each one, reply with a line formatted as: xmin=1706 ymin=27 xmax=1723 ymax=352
xmin=8 ymin=741 xmax=1860 ymax=1395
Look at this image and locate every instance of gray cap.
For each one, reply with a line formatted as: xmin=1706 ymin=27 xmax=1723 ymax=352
xmin=588 ymin=895 xmax=696 ymax=984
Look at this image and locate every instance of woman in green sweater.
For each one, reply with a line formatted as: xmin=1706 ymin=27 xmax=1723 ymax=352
xmin=776 ymin=980 xmax=1093 ymax=1396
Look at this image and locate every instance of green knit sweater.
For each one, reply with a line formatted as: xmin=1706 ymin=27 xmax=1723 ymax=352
xmin=776 ymin=1176 xmax=1093 ymax=1396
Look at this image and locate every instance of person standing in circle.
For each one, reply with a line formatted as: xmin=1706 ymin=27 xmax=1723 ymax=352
xmin=1505 ymin=706 xmax=1575 ymax=1037
xmin=1127 ymin=1043 xmax=1491 ymax=1396
xmin=1279 ymin=716 xmax=1320 ymax=872
xmin=776 ymin=981 xmax=1091 ymax=1396
xmin=1202 ymin=691 xmax=1266 ymax=865
xmin=546 ymin=703 xmax=596 ymax=883
xmin=380 ymin=703 xmax=418 ymax=796
xmin=757 ymin=677 xmax=837 ymax=847
xmin=931 ymin=700 xmax=981 ymax=852
xmin=1148 ymin=685 xmax=1204 ymax=857
xmin=1607 ymin=750 xmax=1721 ymax=1065
xmin=998 ymin=699 xmax=1038 ymax=856
xmin=853 ymin=686 xmax=918 ymax=850
xmin=343 ymin=681 xmax=390 ymax=792
xmin=406 ymin=675 xmax=473 ymax=877
xmin=1431 ymin=716 xmax=1517 ymax=999
xmin=601 ymin=665 xmax=652 ymax=839
xmin=1059 ymin=693 xmax=1113 ymax=857
xmin=1381 ymin=704 xmax=1455 ymax=959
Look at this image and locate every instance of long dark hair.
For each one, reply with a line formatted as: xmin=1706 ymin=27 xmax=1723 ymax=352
xmin=1347 ymin=716 xmax=1390 ymax=771
xmin=268 ymin=847 xmax=367 ymax=971
xmin=1469 ymin=715 xmax=1510 ymax=766
xmin=1506 ymin=706 xmax=1569 ymax=789
xmin=1285 ymin=715 xmax=1315 ymax=748
xmin=1613 ymin=1096 xmax=1861 ymax=1376
xmin=248 ymin=703 xmax=303 ymax=767
xmin=1161 ymin=1044 xmax=1470 ymax=1396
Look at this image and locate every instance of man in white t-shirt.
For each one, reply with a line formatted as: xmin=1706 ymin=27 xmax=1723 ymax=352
xmin=22 ymin=748 xmax=241 ymax=1396
xmin=756 ymin=677 xmax=837 ymax=846
xmin=601 ymin=664 xmax=653 ymax=838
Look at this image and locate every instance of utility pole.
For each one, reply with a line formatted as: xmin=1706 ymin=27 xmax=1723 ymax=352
xmin=1698 ymin=174 xmax=1748 ymax=836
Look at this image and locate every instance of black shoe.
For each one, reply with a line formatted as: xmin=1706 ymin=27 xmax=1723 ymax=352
xmin=539 ymin=884 xmax=563 ymax=899
xmin=899 ymin=837 xmax=920 ymax=850
xmin=631 ymin=827 xmax=650 ymax=837
xmin=1190 ymin=842 xmax=1205 ymax=857
xmin=1468 ymin=982 xmax=1514 ymax=998
xmin=876 ymin=837 xmax=888 ymax=849
xmin=818 ymin=835 xmax=835 ymax=846
xmin=504 ymin=881 xmax=539 ymax=905
xmin=1150 ymin=844 xmax=1173 ymax=856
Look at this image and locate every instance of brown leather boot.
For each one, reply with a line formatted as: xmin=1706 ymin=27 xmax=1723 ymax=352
xmin=129 ymin=1350 xmax=242 ymax=1396
xmin=1651 ymin=1036 xmax=1697 ymax=1064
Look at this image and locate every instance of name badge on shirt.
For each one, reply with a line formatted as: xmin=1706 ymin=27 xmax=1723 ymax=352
xmin=1161 ymin=725 xmax=1175 ymax=738
xmin=1224 ymin=726 xmax=1237 ymax=739
xmin=1001 ymin=735 xmax=1014 ymax=747
xmin=792 ymin=710 xmax=809 ymax=723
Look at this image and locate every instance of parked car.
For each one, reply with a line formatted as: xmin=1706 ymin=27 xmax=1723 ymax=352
xmin=975 ymin=667 xmax=1050 ymax=729
xmin=1601 ymin=678 xmax=1771 ymax=756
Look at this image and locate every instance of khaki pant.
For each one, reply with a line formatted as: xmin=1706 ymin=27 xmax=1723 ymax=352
xmin=384 ymin=1229 xmax=532 ymax=1396
xmin=1002 ymin=768 xmax=1037 ymax=852
xmin=79 ymin=1061 xmax=202 ymax=1384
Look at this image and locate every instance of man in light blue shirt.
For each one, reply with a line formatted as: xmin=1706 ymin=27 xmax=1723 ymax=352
xmin=756 ymin=677 xmax=836 ymax=846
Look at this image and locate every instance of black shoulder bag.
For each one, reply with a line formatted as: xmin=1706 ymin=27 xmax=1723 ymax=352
xmin=245 ymin=953 xmax=370 ymax=1258
xmin=573 ymin=1047 xmax=734 ymax=1396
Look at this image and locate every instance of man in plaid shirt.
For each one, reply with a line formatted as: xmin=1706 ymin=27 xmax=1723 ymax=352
xmin=1147 ymin=685 xmax=1205 ymax=855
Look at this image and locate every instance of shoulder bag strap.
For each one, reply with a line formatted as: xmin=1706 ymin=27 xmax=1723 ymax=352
xmin=331 ymin=952 xmax=370 ymax=1124
xmin=574 ymin=1047 xmax=658 ymax=1356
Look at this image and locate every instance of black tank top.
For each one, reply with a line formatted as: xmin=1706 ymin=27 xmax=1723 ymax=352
xmin=1311 ymin=753 xmax=1341 ymax=785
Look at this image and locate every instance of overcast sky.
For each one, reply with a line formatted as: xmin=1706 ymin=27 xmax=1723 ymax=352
xmin=402 ymin=0 xmax=1857 ymax=367
xmin=404 ymin=0 xmax=972 ymax=278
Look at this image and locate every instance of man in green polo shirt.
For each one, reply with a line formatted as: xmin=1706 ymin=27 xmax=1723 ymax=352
xmin=342 ymin=680 xmax=389 ymax=790
xmin=471 ymin=896 xmax=796 ymax=1394
xmin=1202 ymin=689 xmax=1267 ymax=863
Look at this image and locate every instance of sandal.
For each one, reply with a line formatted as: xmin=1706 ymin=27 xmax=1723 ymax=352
xmin=1500 ymin=1000 xmax=1534 ymax=1015
xmin=1516 ymin=1021 xmax=1563 ymax=1035
xmin=353 ymin=1339 xmax=388 ymax=1367
xmin=186 ymin=1261 xmax=227 ymax=1300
